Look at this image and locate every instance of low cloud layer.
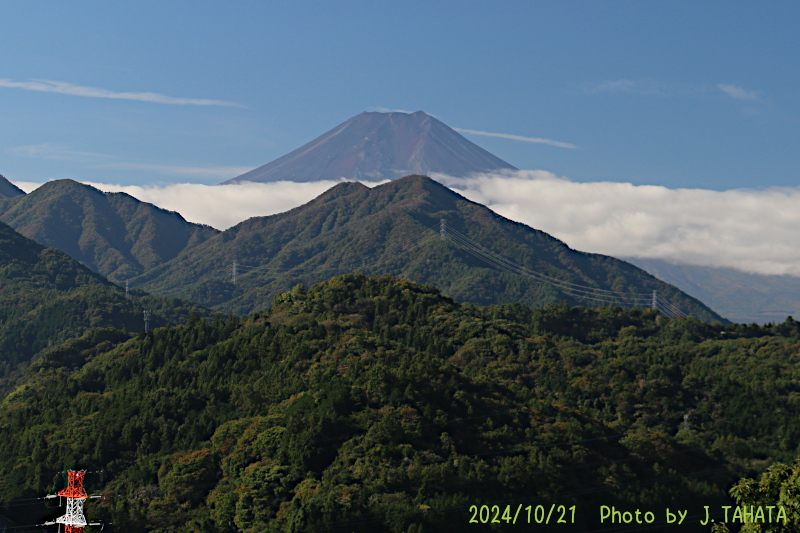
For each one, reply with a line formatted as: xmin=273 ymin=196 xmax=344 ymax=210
xmin=435 ymin=171 xmax=800 ymax=276
xmin=14 ymin=172 xmax=800 ymax=276
xmin=13 ymin=180 xmax=350 ymax=230
xmin=0 ymin=78 xmax=242 ymax=107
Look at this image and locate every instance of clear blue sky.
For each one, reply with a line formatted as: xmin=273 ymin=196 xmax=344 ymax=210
xmin=1 ymin=1 xmax=798 ymax=189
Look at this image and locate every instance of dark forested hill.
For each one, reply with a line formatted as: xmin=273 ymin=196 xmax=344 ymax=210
xmin=137 ymin=175 xmax=723 ymax=321
xmin=0 ymin=222 xmax=209 ymax=392
xmin=0 ymin=274 xmax=796 ymax=531
xmin=0 ymin=179 xmax=219 ymax=283
xmin=0 ymin=174 xmax=25 ymax=199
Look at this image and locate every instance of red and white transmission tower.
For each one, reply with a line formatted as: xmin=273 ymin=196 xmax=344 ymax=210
xmin=45 ymin=470 xmax=87 ymax=532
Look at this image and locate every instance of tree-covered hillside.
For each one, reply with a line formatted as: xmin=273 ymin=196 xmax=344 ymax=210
xmin=1 ymin=274 xmax=796 ymax=531
xmin=135 ymin=175 xmax=723 ymax=322
xmin=0 ymin=179 xmax=218 ymax=282
xmin=0 ymin=222 xmax=210 ymax=392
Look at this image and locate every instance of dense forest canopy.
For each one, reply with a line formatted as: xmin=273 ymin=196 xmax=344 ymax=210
xmin=0 ymin=221 xmax=211 ymax=393
xmin=0 ymin=274 xmax=797 ymax=531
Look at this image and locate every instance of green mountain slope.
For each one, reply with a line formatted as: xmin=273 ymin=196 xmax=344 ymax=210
xmin=0 ymin=179 xmax=219 ymax=283
xmin=137 ymin=175 xmax=724 ymax=321
xmin=0 ymin=221 xmax=209 ymax=391
xmin=0 ymin=274 xmax=797 ymax=531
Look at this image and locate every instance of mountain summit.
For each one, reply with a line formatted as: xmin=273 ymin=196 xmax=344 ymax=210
xmin=141 ymin=174 xmax=723 ymax=322
xmin=0 ymin=179 xmax=218 ymax=283
xmin=223 ymin=111 xmax=517 ymax=184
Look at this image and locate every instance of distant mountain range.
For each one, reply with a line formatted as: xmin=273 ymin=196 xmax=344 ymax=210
xmin=626 ymin=257 xmax=800 ymax=324
xmin=0 ymin=178 xmax=218 ymax=283
xmin=0 ymin=171 xmax=726 ymax=322
xmin=11 ymin=168 xmax=800 ymax=323
xmin=134 ymin=175 xmax=722 ymax=321
xmin=224 ymin=111 xmax=517 ymax=184
xmin=0 ymin=170 xmax=722 ymax=321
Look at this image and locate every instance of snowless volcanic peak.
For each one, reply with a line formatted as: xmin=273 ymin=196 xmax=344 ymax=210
xmin=224 ymin=111 xmax=517 ymax=184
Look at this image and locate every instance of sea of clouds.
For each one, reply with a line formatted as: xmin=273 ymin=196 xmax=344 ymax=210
xmin=14 ymin=170 xmax=800 ymax=276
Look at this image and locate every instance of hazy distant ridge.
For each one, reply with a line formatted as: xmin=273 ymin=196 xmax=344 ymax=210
xmin=626 ymin=257 xmax=800 ymax=324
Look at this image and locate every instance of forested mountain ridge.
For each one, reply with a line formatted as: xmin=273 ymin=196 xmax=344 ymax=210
xmin=0 ymin=179 xmax=219 ymax=283
xmin=136 ymin=174 xmax=724 ymax=322
xmin=0 ymin=221 xmax=210 ymax=392
xmin=0 ymin=274 xmax=797 ymax=531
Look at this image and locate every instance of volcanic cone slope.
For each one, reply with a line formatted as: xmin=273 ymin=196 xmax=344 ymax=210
xmin=224 ymin=110 xmax=517 ymax=183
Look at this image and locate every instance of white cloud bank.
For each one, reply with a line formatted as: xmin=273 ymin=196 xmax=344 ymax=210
xmin=0 ymin=78 xmax=243 ymax=107
xmin=14 ymin=180 xmax=359 ymax=231
xmin=435 ymin=171 xmax=800 ymax=276
xmin=13 ymin=171 xmax=800 ymax=276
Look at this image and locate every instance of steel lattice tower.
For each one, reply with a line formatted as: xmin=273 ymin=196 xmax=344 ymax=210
xmin=55 ymin=470 xmax=88 ymax=533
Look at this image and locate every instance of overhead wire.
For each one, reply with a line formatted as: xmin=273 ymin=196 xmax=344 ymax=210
xmin=445 ymin=230 xmax=645 ymax=308
xmin=446 ymin=233 xmax=635 ymax=304
xmin=657 ymin=298 xmax=688 ymax=318
xmin=121 ymin=220 xmax=688 ymax=318
xmin=438 ymin=223 xmax=688 ymax=315
xmin=445 ymin=225 xmax=650 ymax=300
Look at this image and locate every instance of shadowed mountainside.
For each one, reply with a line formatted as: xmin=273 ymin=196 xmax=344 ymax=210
xmin=0 ymin=221 xmax=210 ymax=392
xmin=0 ymin=174 xmax=25 ymax=199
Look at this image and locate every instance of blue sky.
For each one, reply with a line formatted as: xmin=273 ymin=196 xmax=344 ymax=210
xmin=2 ymin=1 xmax=798 ymax=189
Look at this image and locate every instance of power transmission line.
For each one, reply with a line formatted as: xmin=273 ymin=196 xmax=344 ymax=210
xmin=444 ymin=228 xmax=646 ymax=307
xmin=434 ymin=221 xmax=688 ymax=316
xmin=121 ymin=220 xmax=689 ymax=318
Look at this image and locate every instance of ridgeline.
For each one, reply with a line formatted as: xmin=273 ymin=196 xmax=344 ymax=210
xmin=135 ymin=175 xmax=724 ymax=322
xmin=0 ymin=179 xmax=218 ymax=283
